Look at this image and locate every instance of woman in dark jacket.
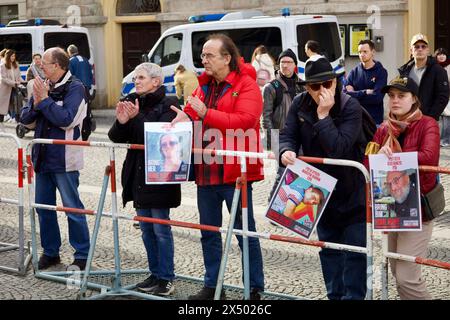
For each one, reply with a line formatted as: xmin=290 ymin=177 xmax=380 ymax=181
xmin=108 ymin=63 xmax=180 ymax=296
xmin=366 ymin=76 xmax=439 ymax=299
xmin=279 ymin=57 xmax=367 ymax=300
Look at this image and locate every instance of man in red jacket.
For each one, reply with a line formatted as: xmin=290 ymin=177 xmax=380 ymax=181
xmin=171 ymin=34 xmax=264 ymax=300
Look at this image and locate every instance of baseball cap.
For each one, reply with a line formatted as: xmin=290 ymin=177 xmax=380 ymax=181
xmin=410 ymin=33 xmax=429 ymax=47
xmin=381 ymin=76 xmax=419 ymax=96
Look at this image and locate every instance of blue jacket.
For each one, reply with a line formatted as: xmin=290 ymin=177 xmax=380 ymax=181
xmin=343 ymin=61 xmax=387 ymax=124
xmin=279 ymin=91 xmax=366 ymax=227
xmin=69 ymin=55 xmax=93 ymax=89
xmin=20 ymin=71 xmax=87 ymax=173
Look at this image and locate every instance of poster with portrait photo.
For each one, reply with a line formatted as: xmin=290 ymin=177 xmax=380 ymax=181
xmin=144 ymin=122 xmax=192 ymax=184
xmin=369 ymin=152 xmax=422 ymax=232
xmin=265 ymin=159 xmax=337 ymax=239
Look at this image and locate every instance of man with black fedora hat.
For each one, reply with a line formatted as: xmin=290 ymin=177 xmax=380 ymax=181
xmin=279 ymin=56 xmax=367 ymax=300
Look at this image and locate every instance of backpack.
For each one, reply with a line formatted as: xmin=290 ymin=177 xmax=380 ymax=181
xmin=340 ymin=93 xmax=377 ymax=154
xmin=51 ymin=76 xmax=94 ymax=141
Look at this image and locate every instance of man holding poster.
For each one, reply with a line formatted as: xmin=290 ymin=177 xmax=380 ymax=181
xmin=280 ymin=56 xmax=367 ymax=300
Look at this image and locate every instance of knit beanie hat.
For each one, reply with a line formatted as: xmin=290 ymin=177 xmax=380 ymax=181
xmin=277 ymin=49 xmax=298 ymax=65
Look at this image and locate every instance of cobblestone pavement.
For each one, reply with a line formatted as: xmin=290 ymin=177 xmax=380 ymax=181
xmin=0 ymin=111 xmax=449 ymax=300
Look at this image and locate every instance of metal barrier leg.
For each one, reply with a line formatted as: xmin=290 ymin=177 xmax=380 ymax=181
xmin=214 ymin=179 xmax=242 ymax=300
xmin=240 ymin=157 xmax=250 ymax=300
xmin=78 ymin=166 xmax=111 ymax=299
xmin=381 ymin=232 xmax=389 ymax=300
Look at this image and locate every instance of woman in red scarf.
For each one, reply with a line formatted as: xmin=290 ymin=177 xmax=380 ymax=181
xmin=366 ymin=76 xmax=440 ymax=300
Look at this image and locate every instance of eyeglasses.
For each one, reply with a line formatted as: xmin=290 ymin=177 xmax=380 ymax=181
xmin=41 ymin=61 xmax=56 ymax=66
xmin=280 ymin=60 xmax=295 ymax=65
xmin=386 ymin=172 xmax=407 ymax=188
xmin=132 ymin=75 xmax=151 ymax=83
xmin=200 ymin=53 xmax=222 ymax=61
xmin=161 ymin=141 xmax=178 ymax=148
xmin=308 ymin=80 xmax=333 ymax=91
xmin=414 ymin=44 xmax=428 ymax=50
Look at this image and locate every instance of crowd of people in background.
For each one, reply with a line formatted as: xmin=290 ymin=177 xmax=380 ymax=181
xmin=4 ymin=30 xmax=449 ymax=301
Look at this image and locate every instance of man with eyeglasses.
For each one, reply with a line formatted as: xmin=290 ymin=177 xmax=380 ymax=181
xmin=170 ymin=33 xmax=265 ymax=300
xmin=262 ymin=49 xmax=303 ymax=148
xmin=279 ymin=56 xmax=367 ymax=300
xmin=398 ymin=33 xmax=449 ymax=120
xmin=20 ymin=47 xmax=90 ymax=271
xmin=385 ymin=170 xmax=419 ymax=218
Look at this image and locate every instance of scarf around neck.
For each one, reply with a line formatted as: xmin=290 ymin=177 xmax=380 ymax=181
xmin=381 ymin=108 xmax=423 ymax=152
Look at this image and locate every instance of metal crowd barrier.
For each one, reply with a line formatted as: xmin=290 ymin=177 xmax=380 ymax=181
xmin=25 ymin=139 xmax=374 ymax=300
xmin=0 ymin=132 xmax=31 ymax=275
xmin=380 ymin=165 xmax=450 ymax=300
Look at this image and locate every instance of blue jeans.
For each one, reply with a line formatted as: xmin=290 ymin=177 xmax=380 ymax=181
xmin=317 ymin=222 xmax=367 ymax=300
xmin=35 ymin=172 xmax=90 ymax=259
xmin=197 ymin=184 xmax=264 ymax=290
xmin=136 ymin=208 xmax=174 ymax=281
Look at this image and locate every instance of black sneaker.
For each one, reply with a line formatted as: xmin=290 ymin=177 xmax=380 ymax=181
xmin=152 ymin=279 xmax=175 ymax=296
xmin=136 ymin=275 xmax=159 ymax=293
xmin=68 ymin=259 xmax=87 ymax=271
xmin=249 ymin=289 xmax=262 ymax=300
xmin=188 ymin=287 xmax=226 ymax=300
xmin=37 ymin=254 xmax=61 ymax=270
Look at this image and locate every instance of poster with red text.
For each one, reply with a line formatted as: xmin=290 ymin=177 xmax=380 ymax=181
xmin=369 ymin=152 xmax=422 ymax=232
xmin=266 ymin=159 xmax=337 ymax=239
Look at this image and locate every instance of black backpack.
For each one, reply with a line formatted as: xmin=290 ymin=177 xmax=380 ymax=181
xmin=340 ymin=93 xmax=377 ymax=154
xmin=50 ymin=76 xmax=94 ymax=141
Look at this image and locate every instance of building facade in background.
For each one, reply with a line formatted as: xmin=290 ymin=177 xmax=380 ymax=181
xmin=0 ymin=0 xmax=444 ymax=107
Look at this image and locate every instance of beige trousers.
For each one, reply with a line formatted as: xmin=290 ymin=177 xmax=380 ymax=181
xmin=388 ymin=221 xmax=434 ymax=300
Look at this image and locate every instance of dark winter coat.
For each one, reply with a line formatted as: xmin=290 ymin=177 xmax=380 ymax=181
xmin=279 ymin=91 xmax=366 ymax=227
xmin=108 ymin=86 xmax=181 ymax=208
xmin=398 ymin=57 xmax=449 ymax=120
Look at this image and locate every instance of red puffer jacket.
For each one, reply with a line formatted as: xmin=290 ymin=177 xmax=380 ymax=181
xmin=184 ymin=59 xmax=264 ymax=184
xmin=370 ymin=115 xmax=440 ymax=195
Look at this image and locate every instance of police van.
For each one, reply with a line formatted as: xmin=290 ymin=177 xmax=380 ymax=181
xmin=0 ymin=19 xmax=96 ymax=97
xmin=121 ymin=10 xmax=344 ymax=97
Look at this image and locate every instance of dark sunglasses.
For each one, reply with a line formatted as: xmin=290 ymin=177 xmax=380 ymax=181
xmin=414 ymin=44 xmax=428 ymax=50
xmin=161 ymin=141 xmax=178 ymax=148
xmin=308 ymin=80 xmax=333 ymax=91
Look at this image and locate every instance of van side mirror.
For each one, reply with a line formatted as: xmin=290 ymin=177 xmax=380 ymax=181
xmin=141 ymin=54 xmax=149 ymax=63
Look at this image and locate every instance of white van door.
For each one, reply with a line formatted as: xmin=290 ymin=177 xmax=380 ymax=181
xmin=148 ymin=32 xmax=184 ymax=95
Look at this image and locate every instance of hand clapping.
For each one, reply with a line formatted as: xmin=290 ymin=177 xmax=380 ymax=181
xmin=116 ymin=98 xmax=139 ymax=124
xmin=187 ymin=96 xmax=207 ymax=118
xmin=32 ymin=76 xmax=49 ymax=105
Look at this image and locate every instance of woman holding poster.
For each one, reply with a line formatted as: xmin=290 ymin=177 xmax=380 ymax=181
xmin=108 ymin=63 xmax=181 ymax=296
xmin=366 ymin=76 xmax=440 ymax=300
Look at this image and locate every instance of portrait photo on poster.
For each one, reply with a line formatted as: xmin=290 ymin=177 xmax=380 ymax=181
xmin=144 ymin=122 xmax=193 ymax=184
xmin=265 ymin=159 xmax=337 ymax=239
xmin=369 ymin=152 xmax=422 ymax=232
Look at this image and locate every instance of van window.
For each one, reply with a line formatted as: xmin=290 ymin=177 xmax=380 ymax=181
xmin=44 ymin=32 xmax=91 ymax=59
xmin=150 ymin=33 xmax=182 ymax=67
xmin=192 ymin=27 xmax=282 ymax=68
xmin=0 ymin=33 xmax=32 ymax=64
xmin=297 ymin=22 xmax=342 ymax=63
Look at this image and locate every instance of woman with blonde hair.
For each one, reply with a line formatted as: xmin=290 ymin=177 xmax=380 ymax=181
xmin=0 ymin=49 xmax=22 ymax=122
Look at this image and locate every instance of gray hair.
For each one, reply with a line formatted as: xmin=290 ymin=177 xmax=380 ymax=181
xmin=67 ymin=44 xmax=78 ymax=56
xmin=135 ymin=62 xmax=163 ymax=85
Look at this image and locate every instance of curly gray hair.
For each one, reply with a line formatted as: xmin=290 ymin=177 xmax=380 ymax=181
xmin=135 ymin=62 xmax=163 ymax=86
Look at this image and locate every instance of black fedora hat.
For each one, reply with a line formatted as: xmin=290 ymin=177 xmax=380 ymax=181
xmin=298 ymin=56 xmax=342 ymax=85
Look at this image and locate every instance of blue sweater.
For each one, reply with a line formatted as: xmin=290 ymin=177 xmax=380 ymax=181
xmin=343 ymin=61 xmax=388 ymax=124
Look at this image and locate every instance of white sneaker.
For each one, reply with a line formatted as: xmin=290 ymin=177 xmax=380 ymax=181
xmin=4 ymin=114 xmax=11 ymax=122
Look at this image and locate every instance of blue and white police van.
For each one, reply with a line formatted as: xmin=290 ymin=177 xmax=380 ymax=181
xmin=121 ymin=10 xmax=345 ymax=98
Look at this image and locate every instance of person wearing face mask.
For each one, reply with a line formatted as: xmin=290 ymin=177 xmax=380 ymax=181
xmin=108 ymin=62 xmax=181 ymax=297
xmin=279 ymin=56 xmax=367 ymax=300
xmin=366 ymin=76 xmax=440 ymax=299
